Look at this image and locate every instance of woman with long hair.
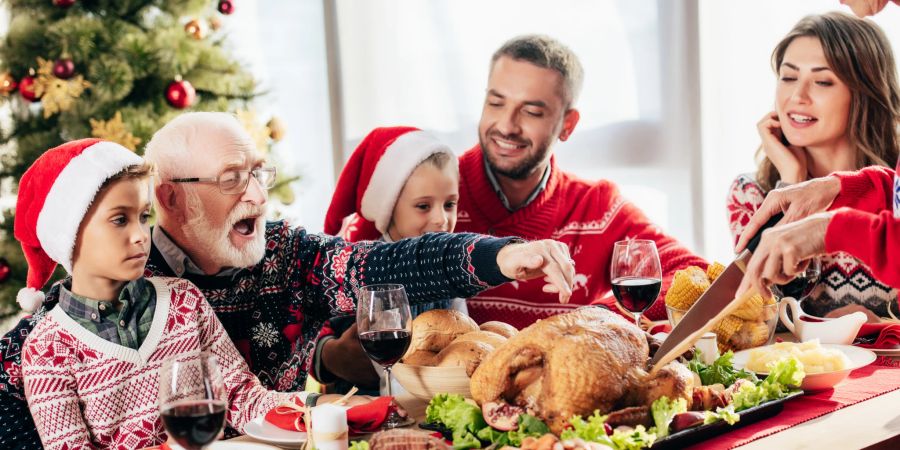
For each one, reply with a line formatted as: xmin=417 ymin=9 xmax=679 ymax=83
xmin=727 ymin=11 xmax=900 ymax=320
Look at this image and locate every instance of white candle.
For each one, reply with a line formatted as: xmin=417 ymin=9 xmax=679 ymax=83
xmin=311 ymin=403 xmax=349 ymax=450
xmin=696 ymin=332 xmax=719 ymax=364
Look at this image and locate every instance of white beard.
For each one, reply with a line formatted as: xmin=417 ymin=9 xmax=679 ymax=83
xmin=182 ymin=193 xmax=266 ymax=270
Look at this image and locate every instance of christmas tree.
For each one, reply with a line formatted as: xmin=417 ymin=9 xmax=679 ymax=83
xmin=0 ymin=0 xmax=293 ymax=317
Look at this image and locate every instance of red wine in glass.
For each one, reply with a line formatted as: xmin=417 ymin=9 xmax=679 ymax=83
xmin=610 ymin=240 xmax=662 ymax=327
xmin=611 ymin=277 xmax=662 ymax=314
xmin=357 ymin=284 xmax=415 ymax=428
xmin=160 ymin=400 xmax=226 ymax=450
xmin=772 ymin=257 xmax=821 ymax=300
xmin=359 ymin=330 xmax=412 ymax=366
xmin=159 ymin=354 xmax=225 ymax=449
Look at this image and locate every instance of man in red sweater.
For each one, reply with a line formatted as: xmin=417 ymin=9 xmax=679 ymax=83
xmin=454 ymin=35 xmax=707 ymax=328
xmin=735 ymin=165 xmax=900 ymax=297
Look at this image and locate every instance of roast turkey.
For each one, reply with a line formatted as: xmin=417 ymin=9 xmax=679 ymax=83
xmin=470 ymin=307 xmax=693 ymax=434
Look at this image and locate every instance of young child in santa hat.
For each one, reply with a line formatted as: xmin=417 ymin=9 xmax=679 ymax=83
xmin=319 ymin=126 xmax=466 ymax=395
xmin=15 ymin=139 xmax=335 ymax=450
xmin=324 ymin=125 xmax=466 ymax=317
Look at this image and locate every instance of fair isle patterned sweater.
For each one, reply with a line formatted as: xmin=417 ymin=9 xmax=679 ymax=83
xmin=455 ymin=146 xmax=708 ymax=328
xmin=22 ymin=277 xmax=293 ymax=450
xmin=1 ymin=221 xmax=511 ymax=449
xmin=727 ymin=174 xmax=899 ymax=318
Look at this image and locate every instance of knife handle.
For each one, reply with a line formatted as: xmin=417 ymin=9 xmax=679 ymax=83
xmin=745 ymin=212 xmax=785 ymax=253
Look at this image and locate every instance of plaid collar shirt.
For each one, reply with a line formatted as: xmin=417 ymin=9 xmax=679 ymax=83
xmin=57 ymin=277 xmax=156 ymax=349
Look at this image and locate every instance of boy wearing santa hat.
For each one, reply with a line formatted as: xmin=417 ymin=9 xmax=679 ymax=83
xmin=322 ymin=126 xmax=468 ymax=394
xmin=324 ymin=126 xmax=467 ymax=316
xmin=15 ymin=139 xmax=308 ymax=449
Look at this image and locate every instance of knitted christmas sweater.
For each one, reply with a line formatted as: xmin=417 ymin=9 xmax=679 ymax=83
xmin=454 ymin=145 xmax=707 ymax=328
xmin=22 ymin=277 xmax=293 ymax=450
xmin=727 ymin=173 xmax=898 ymax=319
xmin=826 ymin=165 xmax=900 ymax=289
xmin=1 ymin=221 xmax=511 ymax=449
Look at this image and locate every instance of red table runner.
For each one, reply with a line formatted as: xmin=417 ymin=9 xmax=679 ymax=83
xmin=687 ymin=363 xmax=900 ymax=449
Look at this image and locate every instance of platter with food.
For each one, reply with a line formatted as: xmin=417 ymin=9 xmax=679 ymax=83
xmin=405 ymin=307 xmax=806 ymax=450
xmin=732 ymin=340 xmax=876 ymax=391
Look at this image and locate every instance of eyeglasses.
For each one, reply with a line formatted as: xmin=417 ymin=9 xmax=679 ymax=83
xmin=170 ymin=166 xmax=277 ymax=195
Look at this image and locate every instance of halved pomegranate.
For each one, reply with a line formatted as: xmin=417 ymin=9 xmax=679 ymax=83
xmin=481 ymin=401 xmax=524 ymax=431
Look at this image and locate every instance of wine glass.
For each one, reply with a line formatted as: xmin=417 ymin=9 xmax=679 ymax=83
xmin=159 ymin=354 xmax=227 ymax=450
xmin=772 ymin=257 xmax=822 ymax=301
xmin=357 ymin=283 xmax=415 ymax=428
xmin=610 ymin=240 xmax=662 ymax=328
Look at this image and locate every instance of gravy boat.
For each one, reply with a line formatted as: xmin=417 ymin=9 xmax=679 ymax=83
xmin=779 ymin=297 xmax=867 ymax=345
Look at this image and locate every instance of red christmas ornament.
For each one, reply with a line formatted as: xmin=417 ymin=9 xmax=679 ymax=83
xmin=52 ymin=58 xmax=76 ymax=79
xmin=217 ymin=0 xmax=234 ymax=15
xmin=0 ymin=258 xmax=10 ymax=284
xmin=165 ymin=78 xmax=195 ymax=109
xmin=52 ymin=0 xmax=76 ymax=7
xmin=19 ymin=75 xmax=38 ymax=102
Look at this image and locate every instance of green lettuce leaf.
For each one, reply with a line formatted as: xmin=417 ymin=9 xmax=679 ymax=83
xmin=703 ymin=405 xmax=740 ymax=425
xmin=610 ymin=425 xmax=657 ymax=450
xmin=560 ymin=410 xmax=613 ymax=444
xmin=650 ymin=396 xmax=688 ymax=438
xmin=688 ymin=350 xmax=759 ymax=386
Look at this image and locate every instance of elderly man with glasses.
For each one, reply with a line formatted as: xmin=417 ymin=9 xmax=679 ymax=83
xmin=0 ymin=112 xmax=577 ymax=448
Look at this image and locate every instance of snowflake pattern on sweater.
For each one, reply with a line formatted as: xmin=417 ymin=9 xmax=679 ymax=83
xmin=727 ymin=174 xmax=899 ymax=318
xmin=0 ymin=221 xmax=511 ymax=449
xmin=22 ymin=277 xmax=292 ymax=450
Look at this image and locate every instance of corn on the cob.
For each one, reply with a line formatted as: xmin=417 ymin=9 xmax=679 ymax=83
xmin=706 ymin=262 xmax=726 ymax=282
xmin=731 ymin=292 xmax=768 ymax=321
xmin=664 ymin=266 xmax=710 ymax=310
xmin=713 ymin=314 xmax=744 ymax=350
xmin=747 ymin=321 xmax=772 ymax=347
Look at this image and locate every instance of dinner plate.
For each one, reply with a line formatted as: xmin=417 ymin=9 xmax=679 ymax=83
xmin=861 ymin=346 xmax=900 ymax=357
xmin=243 ymin=414 xmax=308 ymax=448
xmin=732 ymin=344 xmax=877 ymax=391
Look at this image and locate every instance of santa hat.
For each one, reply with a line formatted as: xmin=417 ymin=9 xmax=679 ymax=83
xmin=324 ymin=127 xmax=457 ymax=240
xmin=13 ymin=138 xmax=144 ymax=312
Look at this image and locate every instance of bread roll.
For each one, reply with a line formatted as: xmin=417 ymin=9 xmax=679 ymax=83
xmin=407 ymin=309 xmax=479 ymax=353
xmin=402 ymin=350 xmax=438 ymax=366
xmin=479 ymin=321 xmax=518 ymax=338
xmin=453 ymin=330 xmax=507 ymax=349
xmin=436 ymin=340 xmax=494 ymax=376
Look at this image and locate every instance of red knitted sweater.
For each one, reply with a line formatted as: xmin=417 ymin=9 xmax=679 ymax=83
xmin=827 ymin=165 xmax=900 ymax=288
xmin=454 ymin=145 xmax=707 ymax=328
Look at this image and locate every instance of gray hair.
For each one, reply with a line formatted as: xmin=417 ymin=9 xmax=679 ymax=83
xmin=491 ymin=34 xmax=584 ymax=108
xmin=143 ymin=112 xmax=255 ymax=183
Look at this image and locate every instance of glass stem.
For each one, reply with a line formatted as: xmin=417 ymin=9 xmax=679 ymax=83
xmin=634 ymin=312 xmax=642 ymax=329
xmin=384 ymin=365 xmax=393 ymax=398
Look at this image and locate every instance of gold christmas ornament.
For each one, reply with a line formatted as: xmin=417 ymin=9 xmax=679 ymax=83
xmin=0 ymin=72 xmax=17 ymax=96
xmin=267 ymin=117 xmax=286 ymax=141
xmin=90 ymin=111 xmax=142 ymax=151
xmin=33 ymin=57 xmax=90 ymax=118
xmin=184 ymin=19 xmax=205 ymax=40
xmin=236 ymin=109 xmax=272 ymax=154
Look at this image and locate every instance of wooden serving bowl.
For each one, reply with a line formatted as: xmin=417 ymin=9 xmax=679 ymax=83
xmin=392 ymin=362 xmax=472 ymax=400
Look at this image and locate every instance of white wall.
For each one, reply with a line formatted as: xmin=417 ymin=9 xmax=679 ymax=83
xmin=333 ymin=0 xmax=703 ymax=249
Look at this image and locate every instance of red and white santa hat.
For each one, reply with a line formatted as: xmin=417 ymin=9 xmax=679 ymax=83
xmin=13 ymin=138 xmax=144 ymax=312
xmin=324 ymin=126 xmax=457 ymax=240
